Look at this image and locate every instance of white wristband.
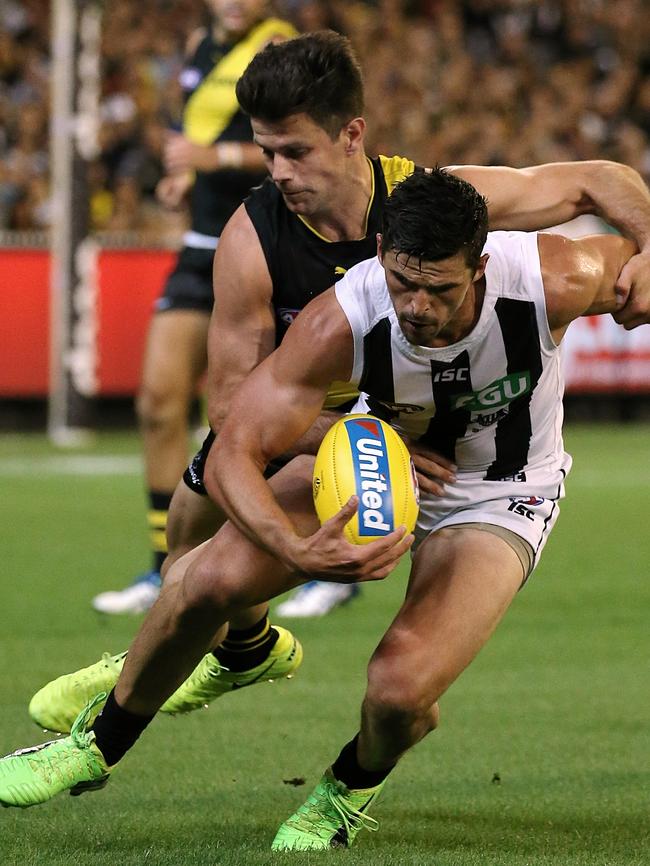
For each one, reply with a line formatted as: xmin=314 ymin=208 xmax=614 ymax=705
xmin=216 ymin=142 xmax=244 ymax=169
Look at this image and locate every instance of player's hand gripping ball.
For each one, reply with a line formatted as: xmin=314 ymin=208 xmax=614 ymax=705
xmin=313 ymin=414 xmax=419 ymax=544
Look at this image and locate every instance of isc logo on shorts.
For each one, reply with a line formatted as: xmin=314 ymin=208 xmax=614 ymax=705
xmin=344 ymin=418 xmax=394 ymax=536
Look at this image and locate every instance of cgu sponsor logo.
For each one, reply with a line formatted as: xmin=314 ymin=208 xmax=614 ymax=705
xmin=345 ymin=418 xmax=394 ymax=536
xmin=452 ymin=371 xmax=531 ymax=412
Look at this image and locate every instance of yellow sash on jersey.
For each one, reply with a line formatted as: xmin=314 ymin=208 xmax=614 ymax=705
xmin=321 ymin=156 xmax=415 ymax=407
xmin=379 ymin=154 xmax=416 ymax=194
xmin=324 ymin=381 xmax=359 ymax=409
xmin=299 ymin=155 xmax=417 ymax=241
xmin=183 ymin=18 xmax=297 ymax=146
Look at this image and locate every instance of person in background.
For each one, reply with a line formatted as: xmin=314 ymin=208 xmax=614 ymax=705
xmin=92 ymin=0 xmax=296 ymax=614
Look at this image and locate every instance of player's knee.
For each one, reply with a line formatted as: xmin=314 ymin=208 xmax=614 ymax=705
xmin=179 ymin=557 xmax=246 ymax=619
xmin=136 ymin=381 xmax=187 ymax=432
xmin=365 ymin=657 xmax=436 ymax=729
xmin=366 ymin=645 xmax=439 ymax=730
xmin=364 ymin=687 xmax=438 ymax=739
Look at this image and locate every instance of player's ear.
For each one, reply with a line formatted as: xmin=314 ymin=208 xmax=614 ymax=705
xmin=377 ymin=233 xmax=384 ymax=261
xmin=343 ymin=117 xmax=365 ymax=154
xmin=472 ymin=253 xmax=489 ymax=282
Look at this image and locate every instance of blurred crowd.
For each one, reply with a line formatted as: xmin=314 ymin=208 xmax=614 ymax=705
xmin=1 ymin=0 xmax=649 ymax=235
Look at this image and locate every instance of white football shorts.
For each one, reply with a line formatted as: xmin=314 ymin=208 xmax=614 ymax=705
xmin=413 ymin=453 xmax=572 ymax=579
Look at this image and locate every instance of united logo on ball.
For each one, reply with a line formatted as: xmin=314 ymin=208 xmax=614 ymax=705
xmin=313 ymin=414 xmax=419 ymax=544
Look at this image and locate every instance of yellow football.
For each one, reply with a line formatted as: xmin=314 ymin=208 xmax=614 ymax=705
xmin=312 ymin=414 xmax=419 ymax=545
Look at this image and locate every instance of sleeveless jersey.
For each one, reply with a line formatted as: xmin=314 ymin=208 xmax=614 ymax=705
xmin=180 ymin=18 xmax=296 ymax=237
xmin=245 ymin=155 xmax=417 ymax=406
xmin=335 ymin=231 xmax=568 ymax=480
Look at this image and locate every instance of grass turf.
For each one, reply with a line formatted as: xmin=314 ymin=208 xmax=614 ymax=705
xmin=0 ymin=425 xmax=648 ymax=865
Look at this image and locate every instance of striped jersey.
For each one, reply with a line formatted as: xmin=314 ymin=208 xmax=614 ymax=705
xmin=335 ymin=231 xmax=567 ymax=480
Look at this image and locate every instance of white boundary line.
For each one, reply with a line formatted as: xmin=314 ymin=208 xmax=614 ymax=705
xmin=0 ymin=455 xmax=141 ymax=476
xmin=0 ymin=456 xmax=648 ymax=487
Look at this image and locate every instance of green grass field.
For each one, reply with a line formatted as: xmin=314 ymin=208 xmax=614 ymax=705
xmin=1 ymin=425 xmax=649 ymax=866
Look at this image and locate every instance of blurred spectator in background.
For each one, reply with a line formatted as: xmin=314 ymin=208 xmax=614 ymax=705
xmin=89 ymin=1 xmax=296 ymax=615
xmin=1 ymin=0 xmax=648 ymax=234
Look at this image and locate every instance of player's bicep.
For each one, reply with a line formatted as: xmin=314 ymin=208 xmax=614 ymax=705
xmin=207 ymin=205 xmax=275 ymax=426
xmin=224 ymin=292 xmax=353 ymax=463
xmin=239 ymin=355 xmax=329 ymax=465
xmin=540 ymin=234 xmax=637 ymax=337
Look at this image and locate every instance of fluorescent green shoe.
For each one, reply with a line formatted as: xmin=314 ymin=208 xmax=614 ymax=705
xmin=28 ymin=627 xmax=302 ymax=731
xmin=29 ymin=652 xmax=126 ymax=734
xmin=272 ymin=767 xmax=384 ymax=851
xmin=0 ymin=693 xmax=111 ymax=808
xmin=161 ymin=626 xmax=302 ymax=715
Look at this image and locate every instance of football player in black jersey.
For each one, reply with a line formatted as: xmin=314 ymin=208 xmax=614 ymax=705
xmin=25 ymin=32 xmax=650 ymax=756
xmin=92 ymin=1 xmax=295 ymax=615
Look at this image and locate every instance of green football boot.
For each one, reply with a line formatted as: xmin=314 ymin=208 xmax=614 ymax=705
xmin=29 ymin=626 xmax=302 ymax=732
xmin=161 ymin=626 xmax=302 ymax=714
xmin=29 ymin=652 xmax=126 ymax=734
xmin=271 ymin=767 xmax=385 ymax=851
xmin=0 ymin=693 xmax=111 ymax=808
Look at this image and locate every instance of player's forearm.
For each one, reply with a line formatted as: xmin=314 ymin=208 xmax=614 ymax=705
xmin=172 ymin=140 xmax=267 ymax=175
xmin=210 ymin=142 xmax=266 ymax=173
xmin=206 ymin=443 xmax=302 ymax=567
xmin=191 ymin=141 xmax=265 ymax=173
xmin=459 ymin=161 xmax=650 ymax=240
xmin=579 ymin=161 xmax=650 ymax=251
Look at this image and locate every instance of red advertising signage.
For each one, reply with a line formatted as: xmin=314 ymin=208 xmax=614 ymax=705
xmin=1 ymin=248 xmax=649 ymax=398
xmin=562 ymin=317 xmax=650 ymax=393
xmin=0 ymin=248 xmax=175 ymax=396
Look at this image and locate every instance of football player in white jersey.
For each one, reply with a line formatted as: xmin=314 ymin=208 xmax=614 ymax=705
xmin=1 ymin=168 xmax=642 ymax=853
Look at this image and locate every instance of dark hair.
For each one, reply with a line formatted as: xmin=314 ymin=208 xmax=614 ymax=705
xmin=236 ymin=31 xmax=364 ymax=138
xmin=382 ymin=168 xmax=489 ymax=271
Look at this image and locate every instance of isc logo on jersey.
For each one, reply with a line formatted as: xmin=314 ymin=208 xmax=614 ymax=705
xmin=313 ymin=414 xmax=419 ymax=545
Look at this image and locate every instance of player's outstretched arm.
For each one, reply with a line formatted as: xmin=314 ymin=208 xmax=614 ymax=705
xmin=539 ymin=232 xmax=638 ymax=343
xmin=451 ymin=161 xmax=650 ymax=328
xmin=207 ymin=290 xmax=412 ymax=581
xmin=164 ymin=134 xmax=267 ymax=175
xmin=450 ymin=160 xmax=649 ymax=236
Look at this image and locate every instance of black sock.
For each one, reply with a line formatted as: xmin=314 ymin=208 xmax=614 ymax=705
xmin=148 ymin=490 xmax=172 ymax=574
xmin=213 ymin=612 xmax=279 ymax=672
xmin=331 ymin=734 xmax=395 ymax=790
xmin=91 ymin=689 xmax=155 ymax=766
